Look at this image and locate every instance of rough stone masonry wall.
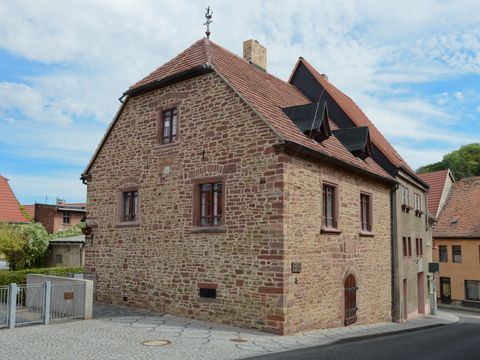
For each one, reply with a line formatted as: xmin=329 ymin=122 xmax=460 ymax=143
xmin=84 ymin=72 xmax=289 ymax=334
xmin=283 ymin=156 xmax=392 ymax=334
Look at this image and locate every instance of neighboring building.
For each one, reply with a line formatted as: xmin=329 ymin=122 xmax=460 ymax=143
xmin=428 ymin=176 xmax=480 ymax=307
xmin=0 ymin=175 xmax=30 ymax=223
xmin=418 ymin=169 xmax=455 ymax=217
xmin=288 ymin=59 xmax=432 ymax=321
xmin=47 ymin=235 xmax=85 ymax=267
xmin=32 ymin=200 xmax=86 ymax=234
xmin=82 ymin=38 xmax=398 ymax=334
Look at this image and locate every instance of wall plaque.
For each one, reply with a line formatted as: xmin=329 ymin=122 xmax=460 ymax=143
xmin=291 ymin=262 xmax=302 ymax=273
xmin=64 ymin=292 xmax=74 ymax=300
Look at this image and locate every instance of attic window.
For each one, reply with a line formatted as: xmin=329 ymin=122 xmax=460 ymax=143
xmin=332 ymin=126 xmax=373 ymax=160
xmin=282 ymin=101 xmax=331 ymax=142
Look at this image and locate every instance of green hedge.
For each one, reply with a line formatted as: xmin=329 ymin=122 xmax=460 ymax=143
xmin=0 ymin=266 xmax=84 ymax=286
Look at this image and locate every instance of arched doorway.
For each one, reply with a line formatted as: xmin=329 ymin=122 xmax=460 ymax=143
xmin=344 ymin=274 xmax=357 ymax=325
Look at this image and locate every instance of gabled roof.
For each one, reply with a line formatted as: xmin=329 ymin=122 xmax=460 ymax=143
xmin=434 ymin=176 xmax=480 ymax=238
xmin=418 ymin=169 xmax=454 ymax=216
xmin=84 ymin=39 xmax=393 ymax=183
xmin=0 ymin=175 xmax=30 ymax=223
xmin=288 ymin=58 xmax=417 ymax=177
xmin=23 ymin=205 xmax=35 ymax=219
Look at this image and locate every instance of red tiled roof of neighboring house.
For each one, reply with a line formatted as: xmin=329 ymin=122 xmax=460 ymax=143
xmin=0 ymin=175 xmax=30 ymax=223
xmin=122 ymin=39 xmax=393 ymax=182
xmin=23 ymin=204 xmax=35 ymax=219
xmin=417 ymin=170 xmax=450 ymax=216
xmin=288 ymin=58 xmax=416 ymax=176
xmin=434 ymin=176 xmax=480 ymax=238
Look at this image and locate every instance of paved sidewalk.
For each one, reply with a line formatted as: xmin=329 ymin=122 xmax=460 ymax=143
xmin=0 ymin=303 xmax=458 ymax=360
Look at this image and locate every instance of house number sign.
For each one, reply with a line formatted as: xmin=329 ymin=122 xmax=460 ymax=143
xmin=64 ymin=292 xmax=74 ymax=300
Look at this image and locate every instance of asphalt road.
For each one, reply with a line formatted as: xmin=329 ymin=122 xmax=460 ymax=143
xmin=247 ymin=311 xmax=480 ymax=360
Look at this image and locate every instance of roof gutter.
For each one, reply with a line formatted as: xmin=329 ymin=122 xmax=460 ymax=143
xmin=282 ymin=140 xmax=397 ymax=185
xmin=124 ymin=64 xmax=214 ymax=98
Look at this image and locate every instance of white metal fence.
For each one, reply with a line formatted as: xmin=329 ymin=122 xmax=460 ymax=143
xmin=0 ymin=277 xmax=92 ymax=329
xmin=0 ymin=286 xmax=8 ymax=328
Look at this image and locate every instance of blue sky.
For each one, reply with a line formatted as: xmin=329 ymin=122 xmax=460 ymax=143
xmin=1 ymin=0 xmax=479 ymax=204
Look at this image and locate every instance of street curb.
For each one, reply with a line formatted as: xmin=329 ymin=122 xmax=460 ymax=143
xmin=330 ymin=322 xmax=448 ymax=346
xmin=245 ymin=322 xmax=456 ymax=360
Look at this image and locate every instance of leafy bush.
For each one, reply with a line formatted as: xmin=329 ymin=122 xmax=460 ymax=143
xmin=0 ymin=266 xmax=84 ymax=286
xmin=50 ymin=222 xmax=85 ymax=239
xmin=0 ymin=223 xmax=49 ymax=270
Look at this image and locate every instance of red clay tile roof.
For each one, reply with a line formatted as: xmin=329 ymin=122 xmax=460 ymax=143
xmin=434 ymin=176 xmax=480 ymax=238
xmin=0 ymin=175 xmax=30 ymax=223
xmin=127 ymin=39 xmax=393 ymax=182
xmin=289 ymin=58 xmax=415 ymax=175
xmin=417 ymin=170 xmax=451 ymax=216
xmin=23 ymin=204 xmax=35 ymax=219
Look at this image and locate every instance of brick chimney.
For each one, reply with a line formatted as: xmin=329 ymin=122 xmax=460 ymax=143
xmin=243 ymin=39 xmax=267 ymax=71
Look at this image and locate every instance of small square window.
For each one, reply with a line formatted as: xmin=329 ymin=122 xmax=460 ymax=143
xmin=452 ymin=245 xmax=462 ymax=263
xmin=122 ymin=190 xmax=139 ymax=222
xmin=323 ymin=184 xmax=338 ymax=229
xmin=465 ymin=280 xmax=480 ymax=301
xmin=194 ymin=181 xmax=223 ymax=227
xmin=199 ymin=288 xmax=217 ymax=298
xmin=360 ymin=193 xmax=372 ymax=232
xmin=439 ymin=245 xmax=448 ymax=262
xmin=161 ymin=108 xmax=177 ymax=145
xmin=63 ymin=212 xmax=70 ymax=224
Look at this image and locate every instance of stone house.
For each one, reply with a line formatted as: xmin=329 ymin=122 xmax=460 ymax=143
xmin=31 ymin=200 xmax=86 ymax=234
xmin=420 ymin=173 xmax=480 ymax=308
xmin=82 ymin=38 xmax=402 ymax=334
xmin=288 ymin=60 xmax=433 ymax=321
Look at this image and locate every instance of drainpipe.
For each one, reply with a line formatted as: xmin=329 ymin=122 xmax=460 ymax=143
xmin=391 ymin=182 xmax=400 ymax=322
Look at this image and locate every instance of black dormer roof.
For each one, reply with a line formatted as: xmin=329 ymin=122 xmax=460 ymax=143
xmin=282 ymin=101 xmax=331 ymax=141
xmin=332 ymin=126 xmax=373 ymax=159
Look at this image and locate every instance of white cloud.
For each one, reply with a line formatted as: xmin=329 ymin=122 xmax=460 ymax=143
xmin=1 ymin=0 xmax=480 ymax=196
xmin=7 ymin=172 xmax=86 ymax=204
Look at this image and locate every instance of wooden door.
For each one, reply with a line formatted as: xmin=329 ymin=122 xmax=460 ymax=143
xmin=440 ymin=277 xmax=451 ymax=304
xmin=344 ymin=274 xmax=357 ymax=325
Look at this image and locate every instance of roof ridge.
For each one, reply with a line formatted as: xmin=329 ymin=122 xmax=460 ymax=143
xmin=129 ymin=38 xmax=207 ymax=89
xmin=208 ymin=41 xmax=306 ymax=96
xmin=294 ymin=58 xmax=414 ymax=171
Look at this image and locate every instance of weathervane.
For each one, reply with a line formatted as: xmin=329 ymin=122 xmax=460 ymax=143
xmin=204 ymin=6 xmax=213 ymax=39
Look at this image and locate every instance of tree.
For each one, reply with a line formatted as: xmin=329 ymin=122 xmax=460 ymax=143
xmin=0 ymin=223 xmax=49 ymax=270
xmin=417 ymin=143 xmax=480 ymax=180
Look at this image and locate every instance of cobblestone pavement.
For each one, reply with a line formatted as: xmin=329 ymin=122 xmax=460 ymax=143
xmin=0 ymin=303 xmax=458 ymax=360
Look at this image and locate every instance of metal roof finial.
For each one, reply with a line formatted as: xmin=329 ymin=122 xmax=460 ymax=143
xmin=204 ymin=6 xmax=213 ymax=39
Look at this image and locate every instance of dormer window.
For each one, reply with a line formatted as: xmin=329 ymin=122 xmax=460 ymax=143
xmin=282 ymin=101 xmax=331 ymax=142
xmin=332 ymin=126 xmax=373 ymax=160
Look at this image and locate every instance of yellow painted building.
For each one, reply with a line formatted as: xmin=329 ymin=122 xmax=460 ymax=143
xmin=429 ymin=176 xmax=480 ymax=306
xmin=433 ymin=238 xmax=480 ymax=304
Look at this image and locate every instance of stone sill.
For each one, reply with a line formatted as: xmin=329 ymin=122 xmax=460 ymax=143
xmin=154 ymin=142 xmax=179 ymax=150
xmin=115 ymin=221 xmax=140 ymax=228
xmin=321 ymin=227 xmax=341 ymax=235
xmin=191 ymin=226 xmax=226 ymax=234
xmin=359 ymin=231 xmax=375 ymax=237
xmin=197 ymin=297 xmax=221 ymax=304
